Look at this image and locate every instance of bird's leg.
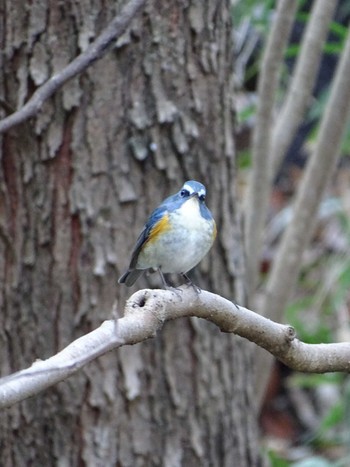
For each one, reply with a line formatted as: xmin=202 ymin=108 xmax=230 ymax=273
xmin=158 ymin=268 xmax=183 ymax=297
xmin=182 ymin=273 xmax=201 ymax=294
xmin=158 ymin=268 xmax=169 ymax=288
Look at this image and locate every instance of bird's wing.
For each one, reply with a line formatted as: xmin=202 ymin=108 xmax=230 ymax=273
xmin=128 ymin=204 xmax=169 ymax=269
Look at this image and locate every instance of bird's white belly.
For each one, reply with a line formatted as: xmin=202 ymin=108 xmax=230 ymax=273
xmin=137 ymin=198 xmax=215 ymax=273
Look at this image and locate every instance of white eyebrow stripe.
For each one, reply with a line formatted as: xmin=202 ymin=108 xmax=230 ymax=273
xmin=183 ymin=183 xmax=195 ymax=194
xmin=198 ymin=188 xmax=206 ymax=197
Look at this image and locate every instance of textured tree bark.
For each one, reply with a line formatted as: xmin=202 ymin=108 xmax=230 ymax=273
xmin=0 ymin=1 xmax=258 ymax=465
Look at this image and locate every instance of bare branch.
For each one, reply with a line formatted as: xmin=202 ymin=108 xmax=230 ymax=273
xmin=244 ymin=0 xmax=298 ymax=300
xmin=262 ymin=26 xmax=350 ymax=323
xmin=0 ymin=0 xmax=147 ymax=134
xmin=254 ymin=27 xmax=350 ymax=406
xmin=270 ymin=0 xmax=337 ymax=178
xmin=1 ymin=287 xmax=350 ymax=409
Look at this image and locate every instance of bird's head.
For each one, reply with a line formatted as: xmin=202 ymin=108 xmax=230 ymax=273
xmin=178 ymin=180 xmax=206 ymax=203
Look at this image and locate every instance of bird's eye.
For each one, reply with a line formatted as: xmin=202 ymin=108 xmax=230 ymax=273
xmin=199 ymin=194 xmax=205 ymax=202
xmin=180 ymin=189 xmax=190 ymax=197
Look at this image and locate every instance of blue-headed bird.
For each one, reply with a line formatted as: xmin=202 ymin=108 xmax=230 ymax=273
xmin=118 ymin=180 xmax=216 ymax=290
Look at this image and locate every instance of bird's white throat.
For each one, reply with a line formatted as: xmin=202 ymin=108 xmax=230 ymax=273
xmin=176 ymin=197 xmax=203 ymax=228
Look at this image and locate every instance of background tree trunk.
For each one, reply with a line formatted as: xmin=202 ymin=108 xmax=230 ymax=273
xmin=0 ymin=1 xmax=259 ymax=465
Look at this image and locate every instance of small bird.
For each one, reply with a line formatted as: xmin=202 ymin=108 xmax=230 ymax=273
xmin=118 ymin=180 xmax=216 ymax=289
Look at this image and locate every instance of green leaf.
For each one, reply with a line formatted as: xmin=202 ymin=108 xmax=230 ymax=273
xmin=268 ymin=449 xmax=291 ymax=467
xmin=319 ymin=401 xmax=345 ymax=432
xmin=290 ymin=373 xmax=342 ymax=389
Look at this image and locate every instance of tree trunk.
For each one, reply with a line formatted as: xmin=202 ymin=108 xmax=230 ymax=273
xmin=0 ymin=1 xmax=259 ymax=465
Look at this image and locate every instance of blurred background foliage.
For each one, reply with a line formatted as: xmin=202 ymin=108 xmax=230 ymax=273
xmin=233 ymin=0 xmax=350 ymax=465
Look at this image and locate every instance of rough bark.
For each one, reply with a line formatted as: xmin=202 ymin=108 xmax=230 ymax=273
xmin=0 ymin=1 xmax=258 ymax=465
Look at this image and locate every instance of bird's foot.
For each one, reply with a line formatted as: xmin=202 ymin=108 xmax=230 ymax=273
xmin=182 ymin=274 xmax=201 ymax=294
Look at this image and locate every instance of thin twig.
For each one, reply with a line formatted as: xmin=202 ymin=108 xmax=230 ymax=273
xmin=1 ymin=287 xmax=350 ymax=409
xmin=244 ymin=0 xmax=298 ymax=302
xmin=263 ymin=26 xmax=350 ymax=323
xmin=256 ymin=26 xmax=350 ymax=406
xmin=270 ymin=0 xmax=336 ymax=178
xmin=0 ymin=0 xmax=147 ymax=134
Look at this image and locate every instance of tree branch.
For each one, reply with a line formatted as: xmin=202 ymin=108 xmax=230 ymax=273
xmin=0 ymin=0 xmax=147 ymax=134
xmin=270 ymin=0 xmax=336 ymax=178
xmin=262 ymin=26 xmax=350 ymax=324
xmin=244 ymin=0 xmax=298 ymax=301
xmin=1 ymin=287 xmax=350 ymax=409
xmin=255 ymin=27 xmax=350 ymax=406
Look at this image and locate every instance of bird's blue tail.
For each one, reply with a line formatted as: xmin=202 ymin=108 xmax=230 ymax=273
xmin=118 ymin=269 xmax=144 ymax=287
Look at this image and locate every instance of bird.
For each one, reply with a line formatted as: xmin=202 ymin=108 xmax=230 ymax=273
xmin=118 ymin=180 xmax=216 ymax=290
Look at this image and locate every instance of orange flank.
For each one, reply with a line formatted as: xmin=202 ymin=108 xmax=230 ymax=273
xmin=146 ymin=213 xmax=171 ymax=245
xmin=212 ymin=221 xmax=217 ymax=240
